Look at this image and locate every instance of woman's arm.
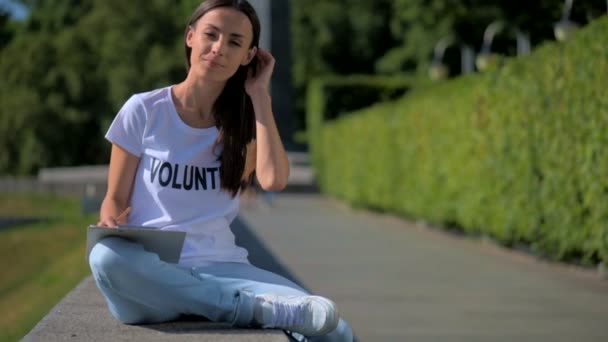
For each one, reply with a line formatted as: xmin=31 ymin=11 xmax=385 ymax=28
xmin=250 ymin=93 xmax=289 ymax=191
xmin=245 ymin=48 xmax=290 ymax=192
xmin=98 ymin=144 xmax=140 ymax=227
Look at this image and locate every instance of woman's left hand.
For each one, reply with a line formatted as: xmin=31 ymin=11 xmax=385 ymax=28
xmin=245 ymin=48 xmax=275 ymax=97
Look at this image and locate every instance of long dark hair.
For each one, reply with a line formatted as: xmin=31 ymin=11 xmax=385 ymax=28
xmin=185 ymin=0 xmax=260 ymax=197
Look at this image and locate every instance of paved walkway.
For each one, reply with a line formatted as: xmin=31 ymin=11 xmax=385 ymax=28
xmin=239 ymin=166 xmax=608 ymax=341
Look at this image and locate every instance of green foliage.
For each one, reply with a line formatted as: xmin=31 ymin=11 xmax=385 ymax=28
xmin=306 ymin=74 xmax=415 ymax=189
xmin=290 ymin=0 xmax=397 ymax=129
xmin=0 ymin=9 xmax=14 ymax=49
xmin=0 ymin=0 xmax=192 ymax=175
xmin=291 ymin=0 xmax=606 ymax=132
xmin=379 ymin=0 xmax=605 ymax=75
xmin=309 ymin=17 xmax=608 ymax=265
xmin=0 ymin=193 xmax=95 ymax=341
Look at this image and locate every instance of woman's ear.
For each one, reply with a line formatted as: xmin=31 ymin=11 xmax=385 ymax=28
xmin=186 ymin=25 xmax=195 ymax=48
xmin=242 ymin=46 xmax=258 ymax=66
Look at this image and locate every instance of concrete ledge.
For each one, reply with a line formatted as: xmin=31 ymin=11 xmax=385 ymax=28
xmin=23 ymin=277 xmax=290 ymax=342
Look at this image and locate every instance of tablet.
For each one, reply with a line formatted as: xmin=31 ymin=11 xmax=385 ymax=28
xmin=86 ymin=225 xmax=186 ymax=264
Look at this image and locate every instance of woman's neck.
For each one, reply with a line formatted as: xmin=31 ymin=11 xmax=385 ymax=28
xmin=172 ymin=75 xmax=225 ymax=125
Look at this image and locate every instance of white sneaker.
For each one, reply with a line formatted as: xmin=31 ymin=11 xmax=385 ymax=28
xmin=253 ymin=294 xmax=339 ymax=336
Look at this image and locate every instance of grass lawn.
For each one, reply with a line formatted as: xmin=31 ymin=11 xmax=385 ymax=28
xmin=0 ymin=193 xmax=96 ymax=342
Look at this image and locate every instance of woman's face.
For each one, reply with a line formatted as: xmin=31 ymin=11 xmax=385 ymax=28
xmin=186 ymin=7 xmax=256 ymax=82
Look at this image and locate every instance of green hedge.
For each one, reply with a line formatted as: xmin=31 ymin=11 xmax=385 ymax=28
xmin=306 ymin=74 xmax=417 ymax=189
xmin=308 ymin=17 xmax=608 ymax=265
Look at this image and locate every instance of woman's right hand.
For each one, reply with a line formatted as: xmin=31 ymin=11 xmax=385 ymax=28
xmin=97 ymin=216 xmax=118 ymax=228
xmin=98 ymin=208 xmax=130 ymax=227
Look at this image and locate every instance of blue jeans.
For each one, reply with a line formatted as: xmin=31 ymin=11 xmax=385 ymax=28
xmin=89 ymin=237 xmax=353 ymax=342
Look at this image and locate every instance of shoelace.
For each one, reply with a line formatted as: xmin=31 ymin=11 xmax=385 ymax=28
xmin=269 ymin=298 xmax=307 ymax=329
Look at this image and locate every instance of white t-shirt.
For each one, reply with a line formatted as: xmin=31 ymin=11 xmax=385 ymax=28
xmin=105 ymin=86 xmax=250 ymax=267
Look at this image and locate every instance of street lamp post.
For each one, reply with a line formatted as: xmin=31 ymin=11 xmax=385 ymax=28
xmin=429 ymin=36 xmax=475 ymax=81
xmin=514 ymin=27 xmax=531 ymax=56
xmin=475 ymin=20 xmax=531 ymax=71
xmin=554 ymin=0 xmax=579 ymax=41
xmin=476 ymin=21 xmax=504 ymax=71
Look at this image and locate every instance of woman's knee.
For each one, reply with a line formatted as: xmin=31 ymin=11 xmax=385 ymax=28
xmin=88 ymin=237 xmax=134 ymax=278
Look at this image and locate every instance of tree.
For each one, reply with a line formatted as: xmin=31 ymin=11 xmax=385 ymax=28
xmin=0 ymin=7 xmax=19 ymax=50
xmin=290 ymin=0 xmax=397 ymax=129
xmin=0 ymin=0 xmax=189 ymax=175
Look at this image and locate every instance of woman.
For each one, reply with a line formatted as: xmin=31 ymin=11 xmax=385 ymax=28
xmin=88 ymin=0 xmax=353 ymax=341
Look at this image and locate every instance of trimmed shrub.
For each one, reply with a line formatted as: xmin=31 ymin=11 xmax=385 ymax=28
xmin=306 ymin=74 xmax=415 ymax=190
xmin=308 ymin=17 xmax=608 ymax=265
